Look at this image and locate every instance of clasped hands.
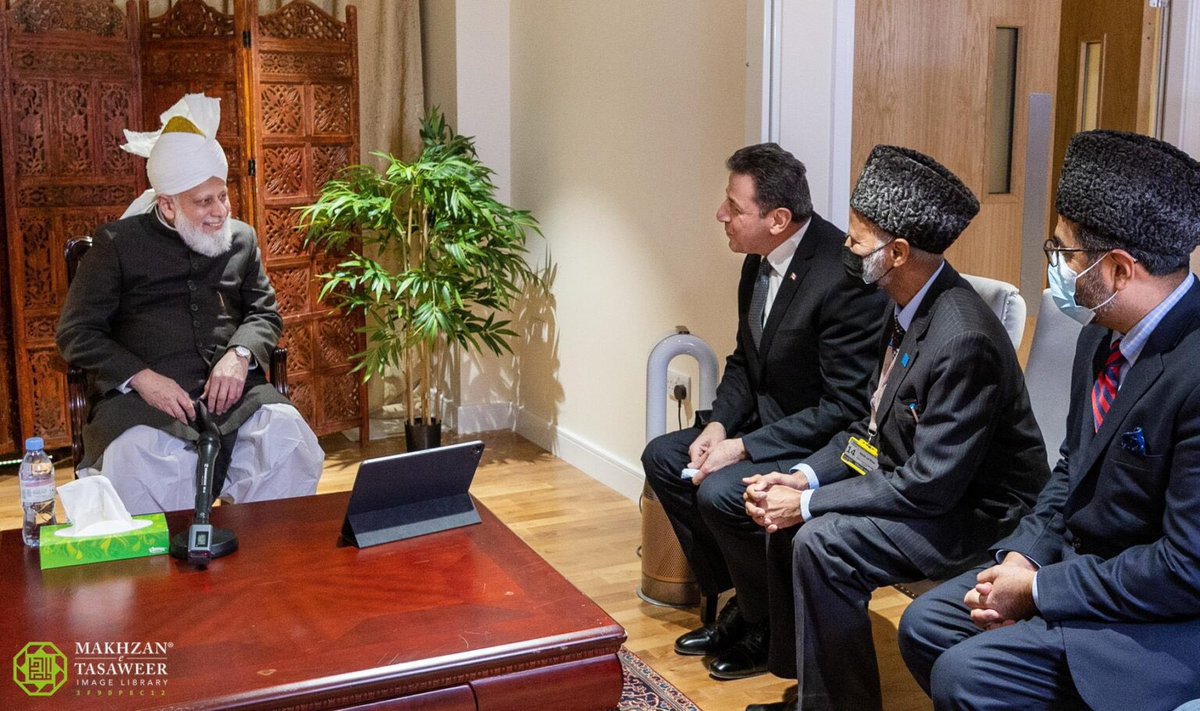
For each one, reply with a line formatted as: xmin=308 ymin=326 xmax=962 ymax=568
xmin=964 ymin=552 xmax=1038 ymax=631
xmin=686 ymin=422 xmax=748 ymax=485
xmin=129 ymin=348 xmax=249 ymax=423
xmin=742 ymin=472 xmax=806 ymax=532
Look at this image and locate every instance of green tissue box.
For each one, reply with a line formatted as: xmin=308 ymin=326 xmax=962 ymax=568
xmin=38 ymin=514 xmax=170 ymax=570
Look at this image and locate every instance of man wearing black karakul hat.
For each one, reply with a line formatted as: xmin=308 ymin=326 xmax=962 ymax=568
xmin=899 ymin=131 xmax=1200 ymax=711
xmin=739 ymin=146 xmax=1050 ymax=711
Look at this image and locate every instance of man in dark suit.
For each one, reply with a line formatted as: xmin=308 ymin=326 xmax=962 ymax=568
xmin=741 ymin=146 xmax=1049 ymax=711
xmin=899 ymin=131 xmax=1200 ymax=711
xmin=642 ymin=143 xmax=886 ymax=679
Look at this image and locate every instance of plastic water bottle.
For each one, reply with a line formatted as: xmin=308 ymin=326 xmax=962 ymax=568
xmin=19 ymin=437 xmax=56 ymax=548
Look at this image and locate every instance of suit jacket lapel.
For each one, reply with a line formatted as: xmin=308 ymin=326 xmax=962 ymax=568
xmin=874 ymin=264 xmax=957 ymax=430
xmin=1074 ymin=278 xmax=1200 ymax=480
xmin=757 ymin=228 xmax=818 ymax=360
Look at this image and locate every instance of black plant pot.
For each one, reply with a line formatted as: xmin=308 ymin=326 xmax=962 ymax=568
xmin=404 ymin=417 xmax=442 ymax=451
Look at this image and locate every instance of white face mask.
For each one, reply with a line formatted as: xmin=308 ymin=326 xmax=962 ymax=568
xmin=1047 ymin=253 xmax=1116 ymax=325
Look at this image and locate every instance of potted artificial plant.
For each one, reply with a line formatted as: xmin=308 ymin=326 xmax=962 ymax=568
xmin=299 ymin=108 xmax=543 ymax=450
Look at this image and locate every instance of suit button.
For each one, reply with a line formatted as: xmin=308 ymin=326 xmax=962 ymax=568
xmin=1070 ymin=537 xmax=1082 ymax=550
xmin=193 ymin=320 xmax=200 ymax=328
xmin=190 ymin=303 xmax=198 ymax=312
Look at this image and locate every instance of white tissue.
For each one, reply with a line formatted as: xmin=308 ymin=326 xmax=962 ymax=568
xmin=54 ymin=477 xmax=153 ymax=538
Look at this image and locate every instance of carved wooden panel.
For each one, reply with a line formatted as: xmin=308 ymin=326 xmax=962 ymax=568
xmin=139 ymin=0 xmax=250 ymax=224
xmin=263 ymin=205 xmax=305 ymax=258
xmin=0 ymin=0 xmax=142 ymax=451
xmin=0 ymin=168 xmax=15 ymax=454
xmin=248 ymin=0 xmax=364 ymax=440
xmin=0 ymin=0 xmax=365 ymax=455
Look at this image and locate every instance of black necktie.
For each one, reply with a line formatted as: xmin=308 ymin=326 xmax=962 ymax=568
xmin=888 ymin=313 xmax=906 ymax=351
xmin=749 ymin=259 xmax=772 ymax=349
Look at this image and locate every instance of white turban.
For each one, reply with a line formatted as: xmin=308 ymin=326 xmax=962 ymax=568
xmin=120 ymin=94 xmax=229 ymax=218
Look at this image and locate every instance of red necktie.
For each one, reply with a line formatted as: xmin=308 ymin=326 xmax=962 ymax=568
xmin=1091 ymin=339 xmax=1125 ymax=432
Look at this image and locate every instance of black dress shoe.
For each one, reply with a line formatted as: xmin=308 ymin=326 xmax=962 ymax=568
xmin=674 ymin=596 xmax=745 ymax=656
xmin=708 ymin=622 xmax=769 ymax=680
xmin=745 ymin=701 xmax=797 ymax=711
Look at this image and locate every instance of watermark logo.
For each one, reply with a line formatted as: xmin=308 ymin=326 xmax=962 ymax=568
xmin=12 ymin=642 xmax=68 ymax=697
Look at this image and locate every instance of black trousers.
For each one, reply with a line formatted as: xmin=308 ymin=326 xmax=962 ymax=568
xmin=766 ymin=513 xmax=925 ymax=711
xmin=641 ymin=426 xmax=794 ymax=623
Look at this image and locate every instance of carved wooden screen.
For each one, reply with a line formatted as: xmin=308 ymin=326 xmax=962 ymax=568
xmin=0 ymin=0 xmax=142 ymax=450
xmin=0 ymin=171 xmax=14 ymax=454
xmin=139 ymin=0 xmax=252 ymax=221
xmin=245 ymin=1 xmax=366 ymax=440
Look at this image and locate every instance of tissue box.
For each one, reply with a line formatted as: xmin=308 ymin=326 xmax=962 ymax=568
xmin=39 ymin=514 xmax=170 ymax=570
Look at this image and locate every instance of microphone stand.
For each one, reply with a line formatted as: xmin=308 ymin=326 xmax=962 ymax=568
xmin=170 ymin=400 xmax=238 ymax=566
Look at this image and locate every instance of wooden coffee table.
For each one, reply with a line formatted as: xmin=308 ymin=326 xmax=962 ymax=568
xmin=0 ymin=493 xmax=626 ymax=710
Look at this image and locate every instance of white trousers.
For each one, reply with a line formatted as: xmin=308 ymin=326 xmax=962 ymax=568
xmin=78 ymin=404 xmax=324 ymax=516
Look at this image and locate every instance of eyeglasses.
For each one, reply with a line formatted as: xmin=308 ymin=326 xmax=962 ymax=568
xmin=1042 ymin=238 xmax=1109 ymax=268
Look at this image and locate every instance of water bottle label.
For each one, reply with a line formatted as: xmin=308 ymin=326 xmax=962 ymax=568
xmin=20 ymin=481 xmax=55 ymax=503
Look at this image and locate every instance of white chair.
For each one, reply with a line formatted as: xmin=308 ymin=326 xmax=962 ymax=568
xmin=1023 ymin=288 xmax=1085 ymax=470
xmin=962 ymin=273 xmax=1027 ymax=349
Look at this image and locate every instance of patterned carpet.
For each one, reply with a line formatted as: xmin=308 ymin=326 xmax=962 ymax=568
xmin=618 ymin=647 xmax=700 ymax=711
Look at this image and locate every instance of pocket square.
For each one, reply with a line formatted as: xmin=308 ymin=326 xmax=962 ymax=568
xmin=1119 ymin=427 xmax=1146 ymax=455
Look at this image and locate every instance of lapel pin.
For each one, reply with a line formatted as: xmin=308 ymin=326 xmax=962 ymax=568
xmin=788 ymin=272 xmax=797 ymax=281
xmin=901 ymin=353 xmax=910 ymax=368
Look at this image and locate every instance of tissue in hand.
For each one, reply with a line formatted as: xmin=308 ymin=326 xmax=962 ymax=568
xmin=54 ymin=476 xmax=153 ymax=538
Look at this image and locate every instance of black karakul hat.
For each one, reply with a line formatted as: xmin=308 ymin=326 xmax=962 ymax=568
xmin=1056 ymin=130 xmax=1200 ymax=260
xmin=850 ymin=145 xmax=980 ymax=253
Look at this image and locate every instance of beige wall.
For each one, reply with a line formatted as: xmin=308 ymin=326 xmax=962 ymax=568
xmin=420 ymin=0 xmax=458 ymax=127
xmin=508 ymin=0 xmax=749 ymax=497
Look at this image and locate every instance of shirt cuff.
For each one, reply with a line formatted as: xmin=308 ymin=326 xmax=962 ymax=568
xmin=790 ymin=462 xmax=820 ymax=490
xmin=800 ymin=489 xmax=815 ymax=522
xmin=1032 ymin=571 xmax=1040 ymax=609
xmin=995 ymin=549 xmax=1043 ymax=568
xmin=117 ymin=375 xmax=134 ymax=394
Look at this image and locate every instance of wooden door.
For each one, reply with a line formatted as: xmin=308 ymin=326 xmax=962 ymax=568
xmin=0 ymin=0 xmax=142 ymax=449
xmin=1050 ymin=0 xmax=1165 ymax=207
xmin=244 ymin=0 xmax=367 ymax=441
xmin=852 ymin=0 xmax=1061 ymax=286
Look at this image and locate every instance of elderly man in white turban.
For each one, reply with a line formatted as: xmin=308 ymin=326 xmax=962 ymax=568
xmin=56 ymin=94 xmax=322 ymax=515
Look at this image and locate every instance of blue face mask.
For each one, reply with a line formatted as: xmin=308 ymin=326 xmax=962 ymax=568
xmin=1047 ymin=253 xmax=1115 ymax=325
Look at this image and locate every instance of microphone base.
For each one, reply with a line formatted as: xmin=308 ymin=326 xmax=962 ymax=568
xmin=170 ymin=527 xmax=238 ymax=565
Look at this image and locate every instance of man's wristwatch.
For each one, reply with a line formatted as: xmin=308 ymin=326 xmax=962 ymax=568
xmin=232 ymin=345 xmax=251 ymax=361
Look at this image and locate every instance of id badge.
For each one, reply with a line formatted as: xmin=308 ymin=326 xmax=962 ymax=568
xmin=840 ymin=436 xmax=879 ymax=476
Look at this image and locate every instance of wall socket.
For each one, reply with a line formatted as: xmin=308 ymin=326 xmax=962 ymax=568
xmin=668 ymin=370 xmax=691 ymax=401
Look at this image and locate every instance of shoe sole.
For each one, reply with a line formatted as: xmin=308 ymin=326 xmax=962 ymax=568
xmin=673 ymin=645 xmax=709 ymax=656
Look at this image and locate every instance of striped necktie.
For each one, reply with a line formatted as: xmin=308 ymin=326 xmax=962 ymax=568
xmin=1091 ymin=338 xmax=1125 ymax=432
xmin=749 ymin=259 xmax=772 ymax=349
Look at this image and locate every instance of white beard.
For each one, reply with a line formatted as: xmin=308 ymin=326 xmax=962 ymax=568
xmin=174 ymin=207 xmax=233 ymax=257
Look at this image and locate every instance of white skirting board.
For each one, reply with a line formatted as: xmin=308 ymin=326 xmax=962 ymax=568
xmin=454 ymin=402 xmax=516 ymax=434
xmin=515 ymin=408 xmax=645 ymax=502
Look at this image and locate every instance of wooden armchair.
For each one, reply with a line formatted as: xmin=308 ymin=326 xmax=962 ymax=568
xmin=63 ymin=236 xmax=289 ymax=470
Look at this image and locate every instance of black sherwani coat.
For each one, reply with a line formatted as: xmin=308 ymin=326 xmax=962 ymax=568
xmin=56 ymin=213 xmax=289 ymax=468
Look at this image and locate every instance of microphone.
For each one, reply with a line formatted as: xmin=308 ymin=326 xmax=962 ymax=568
xmin=170 ymin=400 xmax=239 ymax=565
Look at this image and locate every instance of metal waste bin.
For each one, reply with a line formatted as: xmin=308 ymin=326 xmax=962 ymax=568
xmin=638 ymin=481 xmax=700 ymax=606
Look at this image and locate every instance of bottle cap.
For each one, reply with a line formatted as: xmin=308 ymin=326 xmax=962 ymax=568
xmin=24 ymin=437 xmax=44 ymax=451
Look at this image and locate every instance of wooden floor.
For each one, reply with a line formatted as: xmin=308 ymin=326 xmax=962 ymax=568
xmin=0 ymin=430 xmax=931 ymax=711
